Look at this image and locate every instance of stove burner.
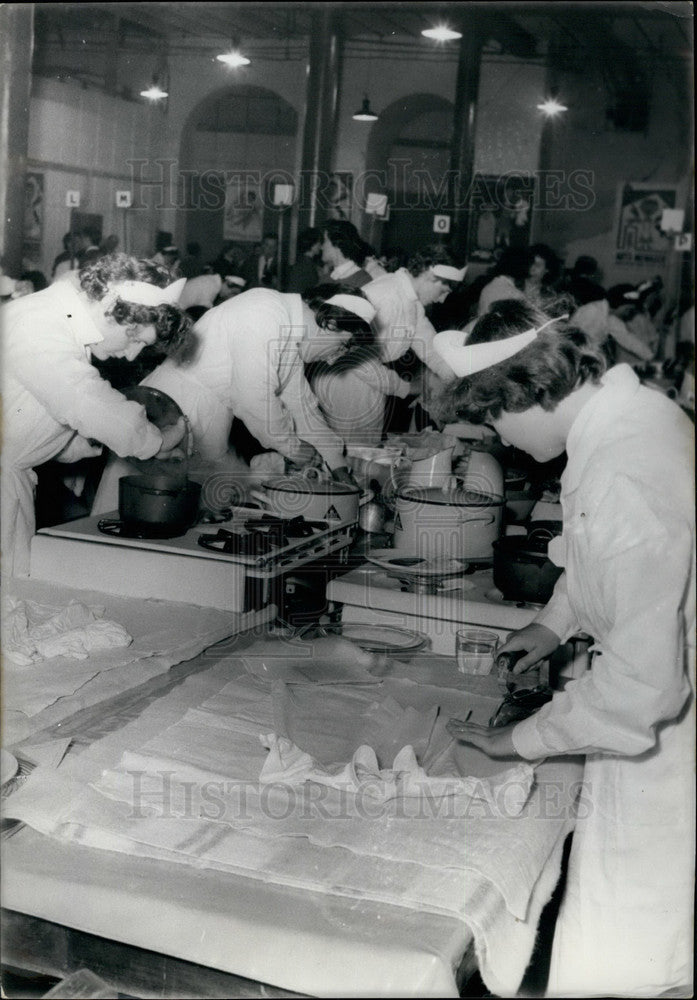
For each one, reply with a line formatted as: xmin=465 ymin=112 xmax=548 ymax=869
xmin=97 ymin=518 xmax=188 ymax=540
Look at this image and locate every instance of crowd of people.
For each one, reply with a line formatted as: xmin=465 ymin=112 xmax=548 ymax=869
xmin=1 ymin=213 xmax=694 ymax=998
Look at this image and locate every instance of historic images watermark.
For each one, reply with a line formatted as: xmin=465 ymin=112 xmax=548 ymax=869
xmin=124 ymin=769 xmax=591 ymax=823
xmin=125 ymin=160 xmax=596 ymax=215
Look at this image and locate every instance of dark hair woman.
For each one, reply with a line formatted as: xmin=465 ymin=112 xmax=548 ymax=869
xmin=434 ymin=297 xmax=695 ymax=999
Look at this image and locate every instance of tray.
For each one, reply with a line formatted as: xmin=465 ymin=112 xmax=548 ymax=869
xmin=303 ymin=622 xmax=429 ymax=655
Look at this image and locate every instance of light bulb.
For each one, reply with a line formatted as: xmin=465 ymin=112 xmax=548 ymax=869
xmin=216 ymin=51 xmax=251 ymax=68
xmin=421 ymin=25 xmax=462 ymax=42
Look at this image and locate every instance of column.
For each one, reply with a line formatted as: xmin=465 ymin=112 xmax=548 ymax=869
xmin=296 ymin=8 xmax=342 ymax=234
xmin=448 ymin=15 xmax=485 ymax=260
xmin=0 ymin=3 xmax=34 ymax=275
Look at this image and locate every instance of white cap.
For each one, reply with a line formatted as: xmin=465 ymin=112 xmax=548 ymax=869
xmin=431 ymin=264 xmax=467 ymax=283
xmin=434 ymin=316 xmax=562 ymax=377
xmin=325 ymin=293 xmax=376 ymax=323
xmin=110 ymin=277 xmax=187 ymax=307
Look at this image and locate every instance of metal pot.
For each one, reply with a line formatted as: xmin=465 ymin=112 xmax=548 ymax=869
xmin=392 ymin=486 xmax=504 ymax=560
xmin=492 ymin=526 xmax=563 ymax=604
xmin=119 ymin=474 xmax=202 ymax=535
xmin=251 ymin=469 xmax=371 ymax=525
xmin=358 ymin=498 xmax=387 ymax=533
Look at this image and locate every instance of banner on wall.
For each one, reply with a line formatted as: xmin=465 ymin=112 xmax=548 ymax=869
xmin=615 ymin=182 xmax=677 ymax=267
xmin=224 ymin=177 xmax=263 ymax=242
xmin=23 ymin=171 xmax=44 ymax=266
xmin=467 ymin=174 xmax=535 ymax=263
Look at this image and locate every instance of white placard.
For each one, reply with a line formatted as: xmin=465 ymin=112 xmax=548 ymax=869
xmin=365 ymin=193 xmax=388 ymax=217
xmin=272 ymin=184 xmax=294 ymax=207
xmin=674 ymin=233 xmax=693 ymax=252
xmin=116 ymin=190 xmax=132 ymax=208
xmin=65 ymin=190 xmax=81 ymax=208
xmin=660 ymin=208 xmax=685 ymax=232
xmin=433 ymin=214 xmax=451 ymax=234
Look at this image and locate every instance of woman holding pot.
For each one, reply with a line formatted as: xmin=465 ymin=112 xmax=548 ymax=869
xmin=2 ymin=253 xmax=193 ymax=577
xmin=436 ymin=299 xmax=695 ymax=997
xmin=92 ymin=284 xmax=374 ymax=512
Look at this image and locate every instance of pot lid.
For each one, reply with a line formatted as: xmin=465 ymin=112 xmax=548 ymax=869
xmin=396 ymin=486 xmax=504 ymax=506
xmin=262 ymin=475 xmax=359 ymax=496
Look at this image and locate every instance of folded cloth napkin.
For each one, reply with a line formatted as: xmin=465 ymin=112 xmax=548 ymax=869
xmin=259 ymin=733 xmax=534 ymax=816
xmin=2 ymin=598 xmax=132 ymax=665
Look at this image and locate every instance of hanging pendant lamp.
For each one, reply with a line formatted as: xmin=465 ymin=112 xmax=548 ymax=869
xmin=352 ymin=96 xmax=379 ymax=122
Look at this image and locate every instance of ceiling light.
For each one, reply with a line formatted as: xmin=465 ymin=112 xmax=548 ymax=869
xmin=216 ymin=49 xmax=251 ymax=68
xmin=421 ymin=24 xmax=463 ymax=42
xmin=537 ymin=94 xmax=568 ymax=116
xmin=352 ymin=96 xmax=379 ymax=122
xmin=140 ymin=79 xmax=168 ymax=100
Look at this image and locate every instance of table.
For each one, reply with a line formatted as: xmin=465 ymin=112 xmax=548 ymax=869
xmin=2 ymin=637 xmax=580 ymax=998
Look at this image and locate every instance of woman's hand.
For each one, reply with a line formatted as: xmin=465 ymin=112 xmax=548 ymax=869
xmin=446 ymin=719 xmax=520 ymax=759
xmin=157 ymin=417 xmax=187 ymax=459
xmin=498 ymin=623 xmax=561 ymax=674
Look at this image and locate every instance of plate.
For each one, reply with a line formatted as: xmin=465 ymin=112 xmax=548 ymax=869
xmin=1 ymin=749 xmax=19 ymax=786
xmin=366 ymin=549 xmax=470 ymax=578
xmin=315 ymin=622 xmax=428 ymax=654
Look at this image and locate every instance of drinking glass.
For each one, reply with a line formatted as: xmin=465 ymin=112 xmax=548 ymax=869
xmin=456 ymin=629 xmax=499 ymax=675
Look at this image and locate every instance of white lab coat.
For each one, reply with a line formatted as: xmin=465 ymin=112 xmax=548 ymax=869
xmin=511 ymin=365 xmax=695 ymax=996
xmin=311 ymin=358 xmax=412 ymax=447
xmin=120 ymin=288 xmax=344 ymax=466
xmin=363 ymin=268 xmax=454 ymax=382
xmin=477 ymin=273 xmax=527 ymax=315
xmin=1 ymin=280 xmax=162 ymax=577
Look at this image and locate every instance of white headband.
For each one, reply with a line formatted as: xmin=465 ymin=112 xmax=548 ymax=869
xmin=434 ymin=316 xmax=563 ymax=377
xmin=109 ymin=277 xmax=187 ymax=307
xmin=431 ymin=264 xmax=467 ymax=283
xmin=325 ymin=293 xmax=376 ymax=323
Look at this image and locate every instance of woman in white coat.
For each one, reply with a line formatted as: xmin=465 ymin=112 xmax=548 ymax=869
xmin=1 ymin=254 xmax=192 ymax=577
xmin=437 ymin=300 xmax=695 ymax=997
xmin=92 ymin=284 xmax=375 ymax=512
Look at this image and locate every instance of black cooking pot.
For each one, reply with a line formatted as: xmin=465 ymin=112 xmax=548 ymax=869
xmin=492 ymin=523 xmax=563 ymax=604
xmin=119 ymin=474 xmax=202 ymax=536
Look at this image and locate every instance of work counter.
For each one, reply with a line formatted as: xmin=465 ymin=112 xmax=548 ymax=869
xmin=2 ymin=599 xmax=582 ymax=999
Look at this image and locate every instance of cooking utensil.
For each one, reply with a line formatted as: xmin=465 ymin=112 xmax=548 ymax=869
xmin=123 ymin=385 xmax=191 ymax=478
xmin=300 ymin=622 xmax=429 ymax=655
xmin=358 ymin=498 xmax=387 ymax=533
xmin=392 ymin=486 xmax=504 ymax=560
xmin=492 ymin=528 xmax=563 ymax=604
xmin=251 ymin=468 xmax=372 ymax=525
xmin=118 ymin=474 xmax=202 ymax=536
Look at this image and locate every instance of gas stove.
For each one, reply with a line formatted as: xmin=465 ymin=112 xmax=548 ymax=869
xmin=30 ymin=509 xmax=354 ymax=613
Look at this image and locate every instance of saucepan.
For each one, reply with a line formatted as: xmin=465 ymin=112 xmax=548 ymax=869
xmin=492 ymin=523 xmax=563 ymax=604
xmin=392 ymin=485 xmax=505 ymax=560
xmin=118 ymin=474 xmax=202 ymax=535
xmin=250 ymin=468 xmax=373 ymax=525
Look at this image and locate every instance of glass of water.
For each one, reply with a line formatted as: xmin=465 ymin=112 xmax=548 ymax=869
xmin=456 ymin=629 xmax=499 ymax=675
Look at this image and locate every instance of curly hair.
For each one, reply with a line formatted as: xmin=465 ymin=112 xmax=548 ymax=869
xmin=79 ymin=252 xmax=193 ymax=359
xmin=302 ymin=282 xmax=375 ymax=350
xmin=444 ymin=298 xmax=607 ymax=424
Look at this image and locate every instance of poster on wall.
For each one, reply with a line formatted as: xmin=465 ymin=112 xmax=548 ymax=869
xmin=327 ymin=172 xmax=353 ymax=221
xmin=615 ymin=182 xmax=677 ymax=267
xmin=23 ymin=171 xmax=44 ymax=266
xmin=224 ymin=177 xmax=263 ymax=243
xmin=466 ymin=174 xmax=535 ymax=263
